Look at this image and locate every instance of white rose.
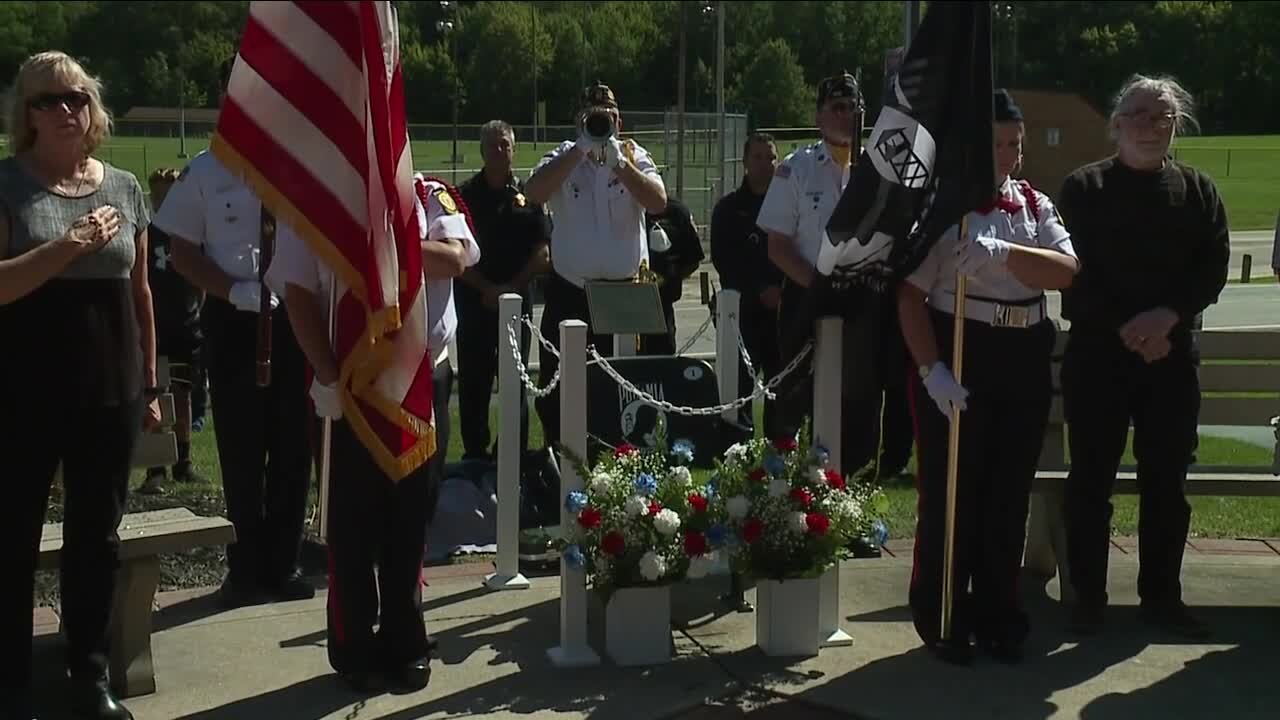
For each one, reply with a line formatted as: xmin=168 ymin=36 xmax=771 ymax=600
xmin=725 ymin=443 xmax=748 ymax=464
xmin=788 ymin=511 xmax=809 ymax=535
xmin=589 ymin=471 xmax=613 ymax=495
xmin=667 ymin=466 xmax=693 ymax=487
xmin=624 ymin=495 xmax=650 ymax=518
xmin=653 ymin=508 xmax=681 ymax=536
xmin=768 ymin=476 xmax=790 ymax=498
xmin=639 ymin=551 xmax=667 ymax=581
xmin=726 ymin=495 xmax=750 ymax=520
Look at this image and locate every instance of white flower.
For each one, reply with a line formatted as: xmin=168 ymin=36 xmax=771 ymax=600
xmin=686 ymin=552 xmax=716 ymax=579
xmin=788 ymin=511 xmax=809 ymax=535
xmin=768 ymin=476 xmax=790 ymax=498
xmin=589 ymin=471 xmax=613 ymax=495
xmin=639 ymin=551 xmax=667 ymax=581
xmin=813 ymin=468 xmax=828 ymax=484
xmin=653 ymin=508 xmax=681 ymax=536
xmin=725 ymin=443 xmax=749 ymax=464
xmin=726 ymin=495 xmax=750 ymax=520
xmin=667 ymin=466 xmax=693 ymax=487
xmin=624 ymin=495 xmax=650 ymax=518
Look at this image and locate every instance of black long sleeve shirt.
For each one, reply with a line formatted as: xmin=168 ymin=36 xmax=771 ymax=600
xmin=710 ymin=178 xmax=782 ymax=301
xmin=1058 ymin=156 xmax=1230 ymax=345
xmin=647 ymin=196 xmax=704 ymax=306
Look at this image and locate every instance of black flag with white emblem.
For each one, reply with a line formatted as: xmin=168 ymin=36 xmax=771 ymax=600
xmin=821 ymin=0 xmax=995 ymax=291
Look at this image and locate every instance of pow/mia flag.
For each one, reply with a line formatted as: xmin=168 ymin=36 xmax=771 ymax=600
xmin=820 ymin=0 xmax=995 ymax=291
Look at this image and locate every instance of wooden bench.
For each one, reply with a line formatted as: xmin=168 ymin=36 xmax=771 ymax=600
xmin=1023 ymin=329 xmax=1280 ymax=603
xmin=38 ymin=359 xmax=236 ymax=698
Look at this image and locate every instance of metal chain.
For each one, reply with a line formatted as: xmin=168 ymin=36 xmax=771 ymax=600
xmin=522 ymin=316 xmax=559 ymax=358
xmin=585 ymin=340 xmax=812 ymax=417
xmin=507 ymin=319 xmax=560 ymax=397
xmin=676 ymin=311 xmax=716 ymax=356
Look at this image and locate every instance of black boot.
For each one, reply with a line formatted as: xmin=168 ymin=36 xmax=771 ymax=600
xmin=68 ymin=677 xmax=132 ymax=720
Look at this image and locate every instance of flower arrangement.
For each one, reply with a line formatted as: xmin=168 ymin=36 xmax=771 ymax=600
xmin=711 ymin=423 xmax=888 ymax=581
xmin=556 ymin=437 xmax=724 ymax=601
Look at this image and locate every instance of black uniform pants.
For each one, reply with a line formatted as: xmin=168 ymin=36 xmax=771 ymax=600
xmin=638 ymin=295 xmax=679 ymax=356
xmin=909 ymin=310 xmax=1055 ymax=647
xmin=456 ymin=293 xmax=532 ymax=459
xmin=202 ymin=300 xmax=312 ymax=587
xmin=773 ymin=280 xmax=883 ymax=472
xmin=1063 ymin=334 xmax=1199 ymax=611
xmin=735 ymin=294 xmax=782 ymax=438
xmin=878 ymin=305 xmax=914 ymax=476
xmin=535 ymin=273 xmax=615 ymax=448
xmin=426 ymin=358 xmax=453 ymax=505
xmin=2 ymin=394 xmax=143 ymax=699
xmin=324 ymin=419 xmax=436 ymax=673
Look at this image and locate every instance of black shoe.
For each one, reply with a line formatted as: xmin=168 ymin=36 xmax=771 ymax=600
xmin=426 ymin=635 xmax=439 ymax=657
xmin=69 ymin=678 xmax=133 ymax=720
xmin=1140 ymin=602 xmax=1211 ymax=640
xmin=1068 ymin=604 xmax=1105 ymax=637
xmin=217 ymin=576 xmax=260 ymax=609
xmin=927 ymin=638 xmax=973 ymax=666
xmin=978 ymin=637 xmax=1024 ymax=664
xmin=265 ymin=570 xmax=316 ymax=601
xmin=138 ymin=469 xmax=166 ymax=496
xmin=171 ymin=465 xmax=209 ymax=484
xmin=848 ymin=535 xmax=883 ymax=559
xmin=385 ymin=657 xmax=431 ymax=691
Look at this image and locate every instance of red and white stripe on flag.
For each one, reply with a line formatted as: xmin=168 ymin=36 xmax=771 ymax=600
xmin=211 ymin=0 xmax=436 ymax=482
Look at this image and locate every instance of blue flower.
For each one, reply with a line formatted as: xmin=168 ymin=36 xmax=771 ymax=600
xmin=704 ymin=478 xmax=719 ymax=500
xmin=634 ymin=473 xmax=658 ymax=497
xmin=763 ymin=453 xmax=786 ymax=477
xmin=565 ymin=491 xmax=588 ymax=514
xmin=810 ymin=445 xmax=830 ymax=466
xmin=872 ymin=519 xmax=889 ymax=547
xmin=564 ymin=544 xmax=586 ymax=569
xmin=706 ymin=525 xmax=729 ymax=548
xmin=672 ymin=439 xmax=695 ymax=463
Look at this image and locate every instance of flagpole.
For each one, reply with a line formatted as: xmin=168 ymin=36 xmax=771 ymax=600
xmin=319 ymin=280 xmax=336 ymax=540
xmin=940 ymin=216 xmax=969 ymax=641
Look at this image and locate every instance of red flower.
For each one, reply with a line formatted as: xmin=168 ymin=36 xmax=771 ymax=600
xmin=825 ymin=469 xmax=846 ymax=490
xmin=748 ymin=468 xmax=766 ymax=483
xmin=602 ymin=531 xmax=626 ymax=556
xmin=773 ymin=436 xmax=798 ymax=452
xmin=577 ymin=507 xmax=602 ymax=530
xmin=687 ymin=494 xmax=708 ymax=514
xmin=806 ymin=512 xmax=830 ymax=536
xmin=790 ymin=487 xmax=813 ymax=508
xmin=684 ymin=530 xmax=708 ymax=556
xmin=614 ymin=444 xmax=638 ymax=458
xmin=742 ymin=518 xmax=764 ymax=544
xmin=648 ymin=500 xmax=664 ymax=517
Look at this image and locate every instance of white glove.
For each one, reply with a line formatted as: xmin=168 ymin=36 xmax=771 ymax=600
xmin=228 ymin=281 xmax=279 ymax=313
xmin=922 ymin=362 xmax=969 ymax=418
xmin=955 ymin=235 xmax=1012 ymax=275
xmin=310 ymin=381 xmax=343 ymax=420
xmin=604 ymin=137 xmax=625 ymax=169
xmin=649 ymin=223 xmax=671 ymax=252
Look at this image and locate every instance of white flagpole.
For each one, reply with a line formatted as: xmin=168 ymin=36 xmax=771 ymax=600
xmin=319 ymin=280 xmax=337 ymax=540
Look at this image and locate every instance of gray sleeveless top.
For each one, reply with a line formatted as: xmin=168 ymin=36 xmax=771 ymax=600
xmin=0 ymin=156 xmax=149 ymax=278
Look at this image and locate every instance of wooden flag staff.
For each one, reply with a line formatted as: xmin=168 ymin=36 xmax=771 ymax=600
xmin=941 ymin=215 xmax=969 ymax=641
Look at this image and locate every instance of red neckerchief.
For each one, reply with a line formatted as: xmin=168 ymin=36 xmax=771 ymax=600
xmin=976 ymin=180 xmax=1041 ymax=221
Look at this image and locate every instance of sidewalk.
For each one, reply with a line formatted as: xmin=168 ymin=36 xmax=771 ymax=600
xmin=29 ymin=539 xmax=1280 ymax=720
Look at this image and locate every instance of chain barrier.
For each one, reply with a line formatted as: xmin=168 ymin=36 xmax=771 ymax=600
xmin=676 ymin=310 xmax=715 ymax=356
xmin=508 ymin=318 xmax=560 ymax=397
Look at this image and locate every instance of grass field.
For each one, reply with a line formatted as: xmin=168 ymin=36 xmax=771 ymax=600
xmin=1171 ymin=135 xmax=1280 ymax=230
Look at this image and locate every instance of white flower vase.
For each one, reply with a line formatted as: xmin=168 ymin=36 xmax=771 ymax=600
xmin=604 ymin=585 xmax=672 ymax=666
xmin=755 ymin=577 xmax=822 ymax=657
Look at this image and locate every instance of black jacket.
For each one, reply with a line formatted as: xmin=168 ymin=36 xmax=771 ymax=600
xmin=710 ymin=178 xmax=782 ymax=302
xmin=646 ymin=196 xmax=704 ymax=305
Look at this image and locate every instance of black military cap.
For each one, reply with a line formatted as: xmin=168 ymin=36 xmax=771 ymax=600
xmin=581 ymin=81 xmax=619 ymax=110
xmin=994 ymin=89 xmax=1024 ymax=122
xmin=817 ymin=71 xmax=862 ymax=109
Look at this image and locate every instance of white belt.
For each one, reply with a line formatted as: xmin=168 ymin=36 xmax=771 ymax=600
xmin=928 ymin=292 xmax=1046 ymax=329
xmin=434 ymin=345 xmax=450 ymax=367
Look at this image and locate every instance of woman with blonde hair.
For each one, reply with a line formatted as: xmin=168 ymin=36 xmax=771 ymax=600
xmin=1059 ymin=74 xmax=1229 ymax=640
xmin=0 ymin=51 xmax=158 ymax=720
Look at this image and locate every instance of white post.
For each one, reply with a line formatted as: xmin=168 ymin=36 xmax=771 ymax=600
xmin=547 ymin=319 xmax=601 ymax=668
xmin=486 ymin=294 xmax=530 ymax=591
xmin=813 ymin=317 xmax=853 ymax=648
xmin=613 ymin=333 xmax=636 ymax=357
xmin=715 ymin=289 xmax=740 ymax=424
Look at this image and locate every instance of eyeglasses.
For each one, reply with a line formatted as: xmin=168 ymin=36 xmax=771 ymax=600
xmin=28 ymin=91 xmax=91 ymax=112
xmin=1121 ymin=110 xmax=1176 ymax=130
xmin=826 ymin=100 xmax=864 ymax=115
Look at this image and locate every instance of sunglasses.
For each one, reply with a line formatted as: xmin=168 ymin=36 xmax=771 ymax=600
xmin=28 ymin=91 xmax=91 ymax=112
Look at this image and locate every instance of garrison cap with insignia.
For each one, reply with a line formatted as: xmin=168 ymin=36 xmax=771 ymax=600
xmin=994 ymin=89 xmax=1024 ymax=123
xmin=817 ymin=71 xmax=863 ymax=109
xmin=581 ymin=81 xmax=619 ymax=110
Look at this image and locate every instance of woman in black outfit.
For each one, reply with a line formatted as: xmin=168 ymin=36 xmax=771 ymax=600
xmin=1058 ymin=74 xmax=1229 ymax=640
xmin=0 ymin=51 xmax=160 ymax=720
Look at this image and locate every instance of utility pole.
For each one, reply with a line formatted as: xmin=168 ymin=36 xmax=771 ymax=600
xmin=716 ymin=1 xmax=726 ymax=198
xmin=531 ymin=5 xmax=538 ymax=144
xmin=438 ymin=1 xmax=458 ymax=184
xmin=903 ymin=0 xmax=922 ymax=49
xmin=676 ymin=2 xmax=686 ymax=198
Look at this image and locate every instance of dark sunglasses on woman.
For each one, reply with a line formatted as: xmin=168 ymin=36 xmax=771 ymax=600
xmin=28 ymin=90 xmax=91 ymax=112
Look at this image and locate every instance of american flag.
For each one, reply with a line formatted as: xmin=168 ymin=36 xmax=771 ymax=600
xmin=211 ymin=0 xmax=436 ymax=481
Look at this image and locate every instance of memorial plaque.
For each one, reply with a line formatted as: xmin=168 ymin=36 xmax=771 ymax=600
xmin=584 ymin=280 xmax=669 ymax=336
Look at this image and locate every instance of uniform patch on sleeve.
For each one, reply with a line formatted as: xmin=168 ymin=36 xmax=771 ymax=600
xmin=774 ymin=164 xmax=791 ymax=179
xmin=435 ymin=187 xmax=458 ymax=214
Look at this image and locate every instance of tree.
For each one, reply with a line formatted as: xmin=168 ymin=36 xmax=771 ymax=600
xmin=730 ymin=38 xmax=810 ymax=128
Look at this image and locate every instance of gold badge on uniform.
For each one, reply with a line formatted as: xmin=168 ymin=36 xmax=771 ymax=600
xmin=434 ymin=188 xmax=458 ymax=214
xmin=514 ymin=192 xmax=527 ymax=207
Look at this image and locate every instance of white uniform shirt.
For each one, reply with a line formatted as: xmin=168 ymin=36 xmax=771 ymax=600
xmin=531 ymin=139 xmax=663 ymax=288
xmin=906 ymin=178 xmax=1076 ymax=301
xmin=756 ymin=140 xmax=852 ymax=267
xmin=264 ymin=185 xmax=477 ymax=357
xmin=152 ymin=150 xmax=264 ymax=282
